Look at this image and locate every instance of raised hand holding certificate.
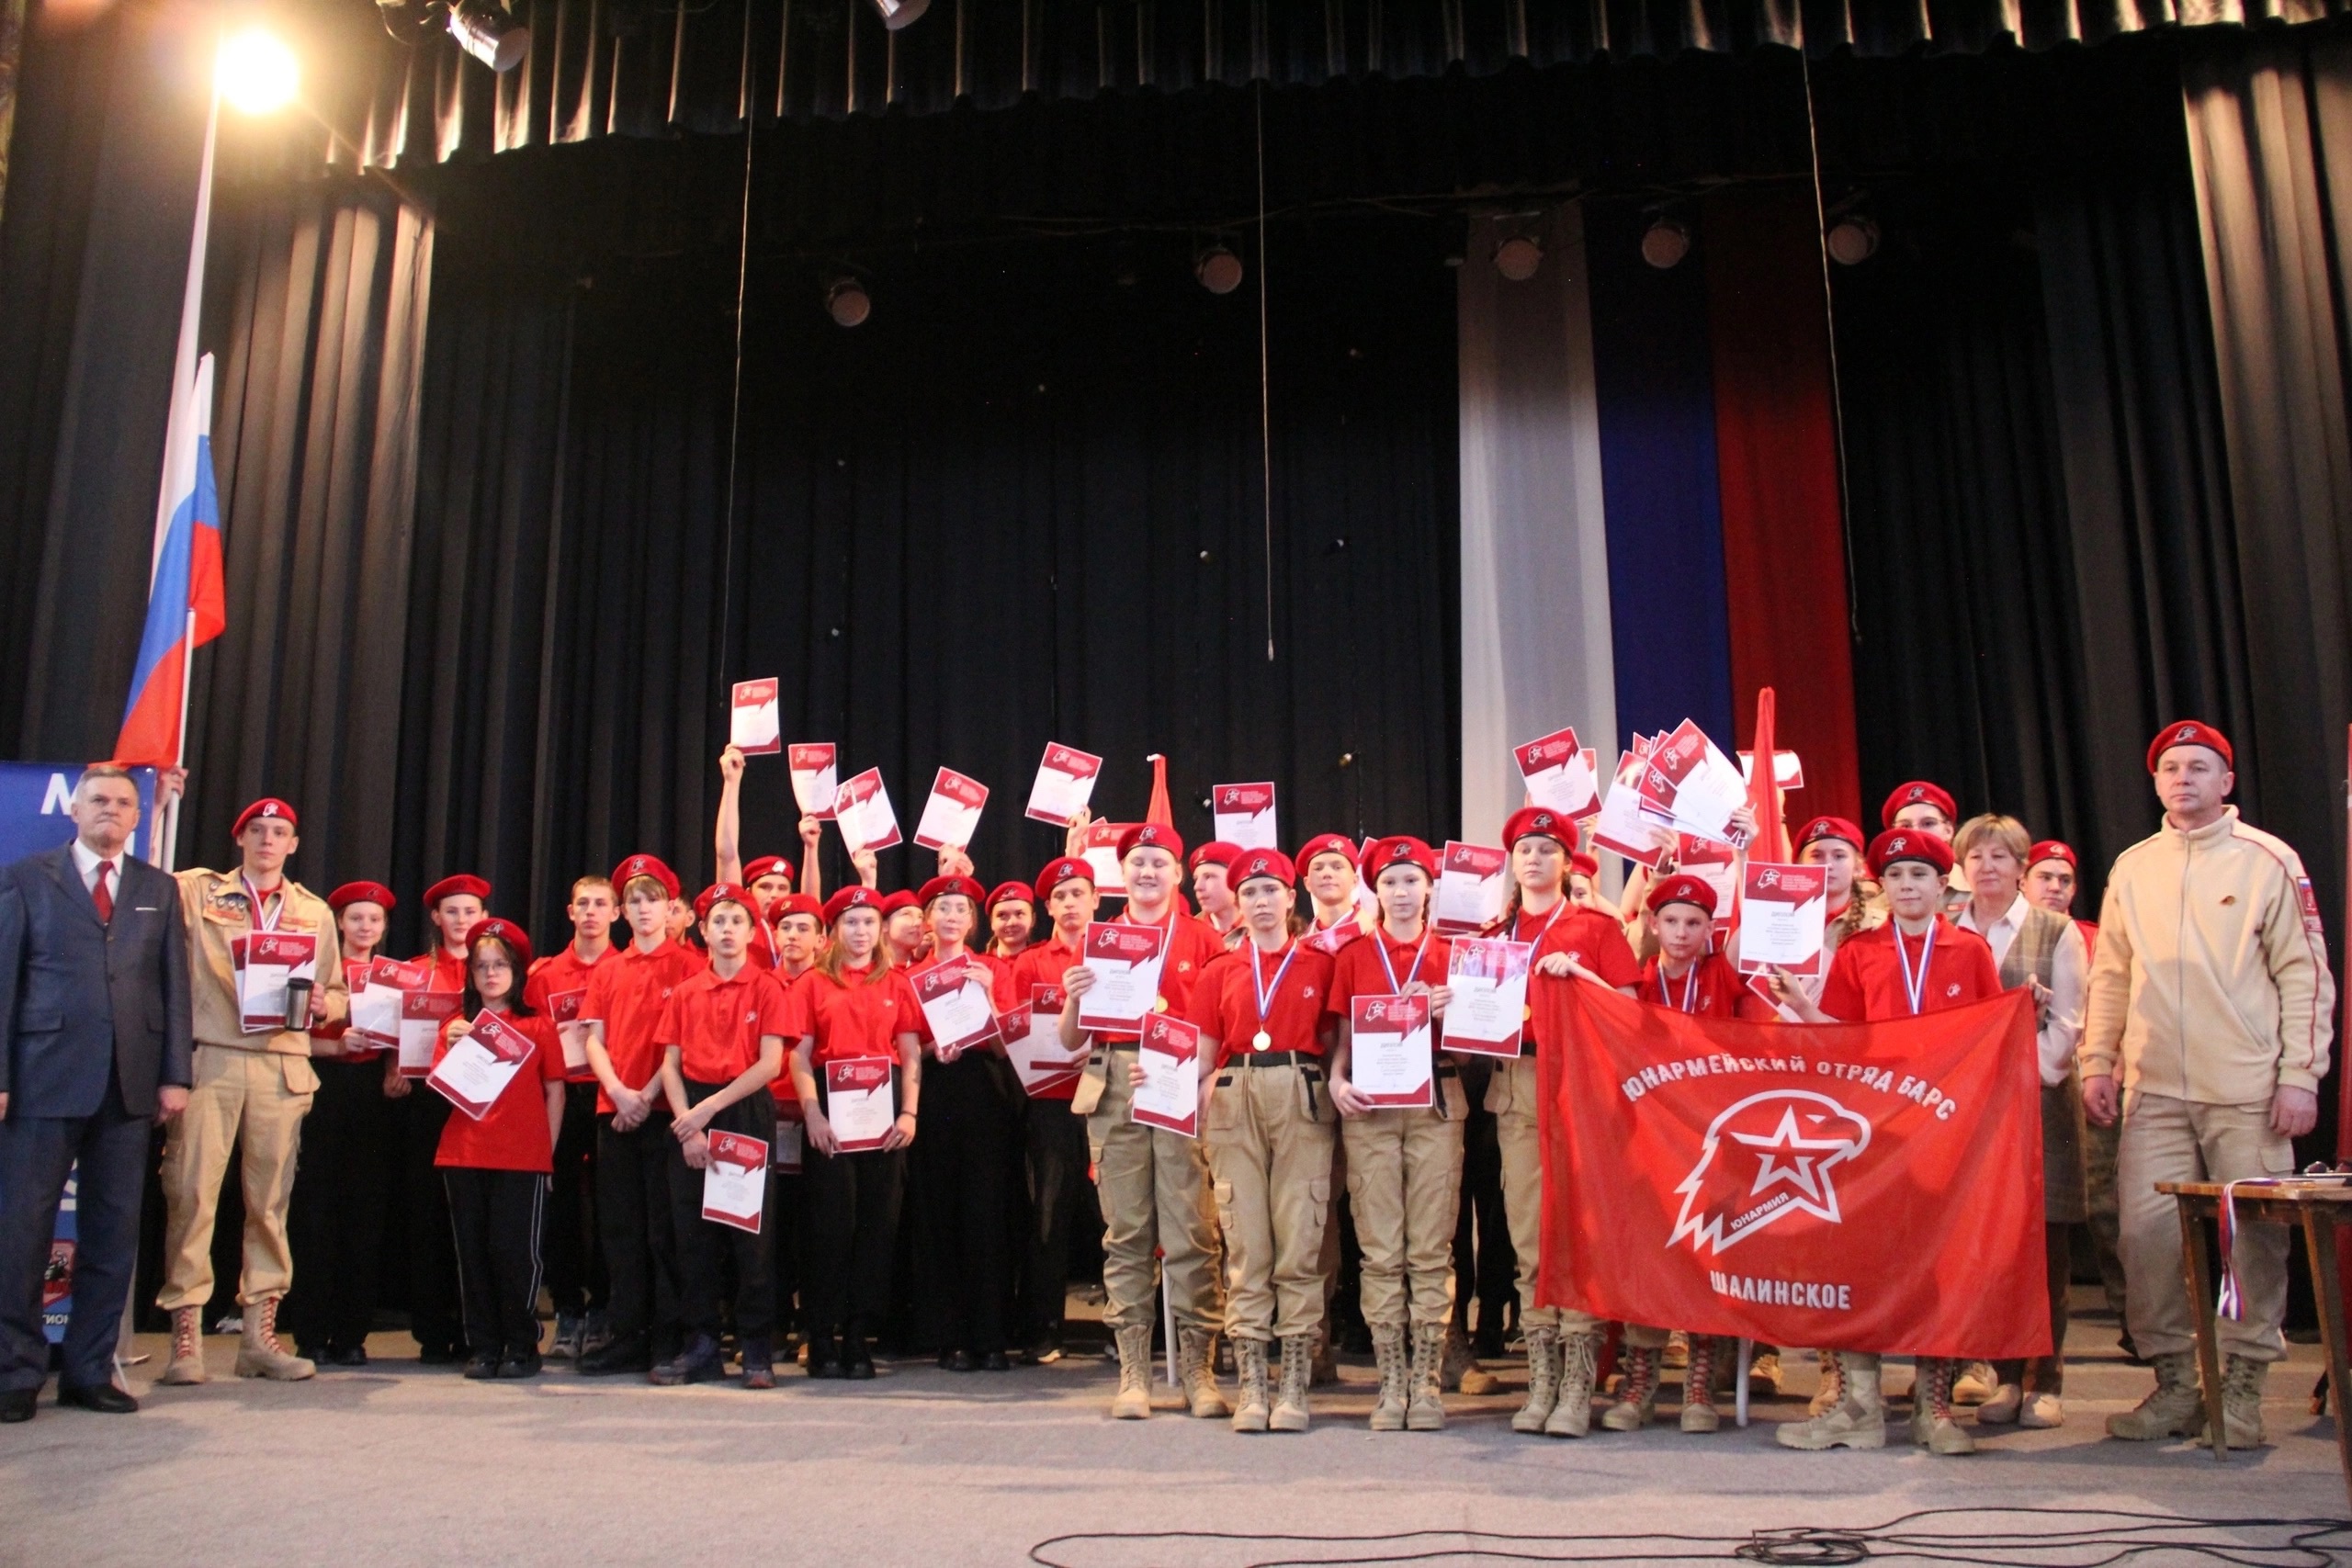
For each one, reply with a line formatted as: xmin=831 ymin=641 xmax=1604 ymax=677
xmin=729 ymin=678 xmax=782 ymax=755
xmin=701 ymin=1132 xmax=769 ymax=1233
xmin=1433 ymin=841 xmax=1509 ymax=935
xmin=831 ymin=767 xmax=902 ymax=852
xmin=1211 ymin=782 xmax=1279 ymax=850
xmin=789 ymin=743 xmax=839 ymax=819
xmin=1638 ymin=719 xmax=1749 ymax=845
xmin=1024 ymin=742 xmax=1102 ymax=825
xmin=1514 ymin=728 xmax=1600 ymax=819
xmin=824 ymin=1058 xmax=898 ymax=1152
xmin=1349 ymin=994 xmax=1433 ymax=1109
xmin=1444 ymin=938 xmax=1532 ymax=1057
xmin=912 ymin=958 xmax=1000 ymax=1055
xmin=1004 ymin=986 xmax=1087 ymax=1096
xmin=1077 ymin=921 xmax=1168 ymax=1032
xmin=233 ymin=931 xmax=319 ymax=1033
xmin=1080 ymin=819 xmax=1131 ymax=893
xmin=1132 ymin=1014 xmax=1200 ymax=1137
xmin=398 ymin=989 xmax=461 ymax=1077
xmin=1736 ymin=863 xmax=1829 ymax=976
xmin=912 ymin=767 xmax=989 ymax=852
xmin=427 ymin=1010 xmax=534 ymax=1121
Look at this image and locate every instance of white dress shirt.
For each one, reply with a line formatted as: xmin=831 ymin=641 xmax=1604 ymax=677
xmin=70 ymin=838 xmax=119 ymax=898
xmin=1956 ymin=891 xmax=2086 ymax=1088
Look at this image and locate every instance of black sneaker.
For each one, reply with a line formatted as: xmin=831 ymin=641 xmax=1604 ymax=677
xmin=979 ymin=1350 xmax=1012 ymax=1371
xmin=649 ymin=1334 xmax=724 ymax=1386
xmin=842 ymin=1324 xmax=876 ymax=1381
xmin=805 ymin=1333 xmax=842 ymax=1379
xmin=579 ymin=1332 xmax=651 ymax=1375
xmin=419 ymin=1343 xmax=467 ymax=1367
xmin=329 ymin=1344 xmax=369 ymax=1368
xmin=496 ymin=1351 xmax=543 ymax=1379
xmin=940 ymin=1348 xmax=974 ymax=1371
xmin=742 ymin=1337 xmax=775 ymax=1390
xmin=462 ymin=1353 xmax=501 ymax=1380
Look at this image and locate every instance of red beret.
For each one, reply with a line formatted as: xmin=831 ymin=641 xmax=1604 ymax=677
xmin=2147 ymin=720 xmax=2233 ymax=773
xmin=694 ymin=883 xmax=756 ymax=921
xmin=1230 ymin=848 xmax=1297 ymax=889
xmin=766 ymin=892 xmax=823 ymax=924
xmin=917 ymin=874 xmax=986 ymax=908
xmin=2028 ymin=840 xmax=2077 ymax=871
xmin=423 ymin=874 xmax=492 ymax=908
xmin=1645 ymin=874 xmax=1719 ymax=918
xmin=985 ymin=881 xmax=1035 ymax=913
xmin=1569 ymin=851 xmax=1600 ymax=880
xmin=1797 ymin=816 xmax=1869 ymax=853
xmin=822 ymin=886 xmax=884 ymax=925
xmin=1879 ymin=781 xmax=1958 ymax=829
xmin=1869 ymin=829 xmax=1954 ymax=878
xmin=1295 ymin=833 xmax=1359 ymax=870
xmin=1188 ymin=841 xmax=1243 ymax=873
xmin=467 ymin=917 xmax=533 ymax=971
xmin=611 ymin=854 xmax=679 ymax=900
xmin=880 ymin=890 xmax=919 ymax=917
xmin=232 ymin=797 xmax=298 ymax=838
xmin=1363 ymin=836 xmax=1438 ymax=880
xmin=741 ymin=855 xmax=793 ymax=885
xmin=1035 ymin=856 xmax=1095 ymax=897
xmin=1116 ymin=822 xmax=1185 ymax=863
xmin=327 ymin=881 xmax=397 ymax=913
xmin=1502 ymin=807 xmax=1572 ymax=850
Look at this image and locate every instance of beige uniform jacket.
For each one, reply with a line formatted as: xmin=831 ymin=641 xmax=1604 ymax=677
xmin=175 ymin=867 xmax=349 ymax=1052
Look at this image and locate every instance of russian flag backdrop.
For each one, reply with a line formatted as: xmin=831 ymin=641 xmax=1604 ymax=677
xmin=113 ymin=352 xmax=225 ymax=768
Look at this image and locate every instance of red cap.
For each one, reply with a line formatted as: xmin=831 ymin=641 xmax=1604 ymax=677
xmin=694 ymin=883 xmax=756 ymax=921
xmin=1569 ymin=851 xmax=1600 ymax=880
xmin=423 ymin=874 xmax=492 ymax=908
xmin=879 ymin=890 xmax=919 ymax=917
xmin=232 ymin=798 xmax=298 ymax=838
xmin=1035 ymin=857 xmax=1095 ymax=898
xmin=1295 ymin=833 xmax=1359 ymax=870
xmin=327 ymin=881 xmax=397 ymax=913
xmin=822 ymin=886 xmax=885 ymax=925
xmin=985 ymin=881 xmax=1035 ymax=913
xmin=1230 ymin=848 xmax=1297 ymax=889
xmin=917 ymin=874 xmax=986 ymax=908
xmin=1645 ymin=874 xmax=1719 ymax=918
xmin=767 ymin=893 xmax=823 ymax=924
xmin=1363 ymin=836 xmax=1438 ymax=880
xmin=1502 ymin=807 xmax=1572 ymax=850
xmin=1879 ymin=781 xmax=1957 ymax=829
xmin=2147 ymin=720 xmax=2233 ymax=773
xmin=741 ymin=855 xmax=793 ymax=886
xmin=611 ymin=854 xmax=680 ymax=900
xmin=1116 ymin=822 xmax=1185 ymax=863
xmin=1797 ymin=816 xmax=1869 ymax=853
xmin=1868 ymin=829 xmax=1955 ymax=878
xmin=2028 ymin=840 xmax=2077 ymax=871
xmin=467 ymin=917 xmax=533 ymax=971
xmin=1188 ymin=841 xmax=1243 ymax=874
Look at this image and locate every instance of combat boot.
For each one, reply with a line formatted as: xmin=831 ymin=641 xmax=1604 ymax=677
xmin=1232 ymin=1337 xmax=1271 ymax=1432
xmin=1808 ymin=1348 xmax=1844 ymax=1416
xmin=1407 ymin=1324 xmax=1448 ymax=1431
xmin=1511 ymin=1325 xmax=1561 ymax=1433
xmin=2106 ymin=1351 xmax=2203 ymax=1440
xmin=1602 ymin=1343 xmax=1661 ymax=1432
xmin=1111 ymin=1324 xmax=1153 ymax=1419
xmin=1908 ymin=1358 xmax=1975 ymax=1455
xmin=1445 ymin=1325 xmax=1499 ymax=1394
xmin=1544 ymin=1328 xmax=1602 ymax=1438
xmin=1369 ymin=1325 xmax=1408 ymax=1431
xmin=161 ymin=1306 xmax=208 ymax=1386
xmin=1179 ymin=1325 xmax=1229 ymax=1419
xmin=234 ymin=1296 xmax=315 ymax=1381
xmin=1680 ymin=1336 xmax=1722 ymax=1433
xmin=2200 ymin=1355 xmax=2268 ymax=1448
xmin=1777 ymin=1353 xmax=1886 ymax=1450
xmin=1271 ymin=1335 xmax=1313 ymax=1432
xmin=1309 ymin=1328 xmax=1339 ymax=1387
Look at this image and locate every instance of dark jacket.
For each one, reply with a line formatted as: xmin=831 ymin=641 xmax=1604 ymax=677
xmin=0 ymin=843 xmax=193 ymax=1117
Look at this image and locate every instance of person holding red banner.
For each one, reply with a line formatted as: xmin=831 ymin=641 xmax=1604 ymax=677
xmin=1325 ymin=836 xmax=1459 ymax=1431
xmin=2084 ymin=722 xmax=2334 ymax=1450
xmin=1769 ymin=829 xmax=2002 ymax=1454
xmin=1006 ymin=857 xmax=1099 ymax=1364
xmin=1491 ymin=808 xmax=1640 ymax=1438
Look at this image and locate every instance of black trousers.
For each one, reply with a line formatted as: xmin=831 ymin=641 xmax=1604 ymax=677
xmin=401 ymin=1091 xmax=464 ymax=1353
xmin=443 ymin=1168 xmax=545 ymax=1360
xmin=0 ymin=1076 xmax=147 ymax=1393
xmin=666 ymin=1082 xmax=775 ymax=1342
xmin=286 ymin=1056 xmax=393 ymax=1353
xmin=595 ymin=1109 xmax=681 ymax=1353
xmin=1016 ymin=1094 xmax=1088 ymax=1345
xmin=769 ymin=1158 xmax=802 ymax=1336
xmin=545 ymin=1082 xmax=605 ymax=1318
xmin=804 ymin=1141 xmax=905 ymax=1337
xmin=1451 ymin=1056 xmax=1515 ymax=1333
xmin=915 ymin=1055 xmax=1016 ymax=1357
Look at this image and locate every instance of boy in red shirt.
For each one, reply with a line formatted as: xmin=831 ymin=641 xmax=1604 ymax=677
xmin=523 ymin=874 xmax=618 ymax=1359
xmin=1191 ymin=841 xmax=1245 ymax=947
xmin=1003 ymin=858 xmax=1095 ymax=1362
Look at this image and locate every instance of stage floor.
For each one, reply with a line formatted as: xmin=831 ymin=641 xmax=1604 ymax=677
xmin=4 ymin=1306 xmax=2346 ymax=1565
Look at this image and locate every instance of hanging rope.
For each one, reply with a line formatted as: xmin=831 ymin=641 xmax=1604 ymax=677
xmin=1798 ymin=48 xmax=1860 ymax=644
xmin=718 ymin=107 xmax=755 ymax=689
xmin=1255 ymin=79 xmax=1275 ymax=663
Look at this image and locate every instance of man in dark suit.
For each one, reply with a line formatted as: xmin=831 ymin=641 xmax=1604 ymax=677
xmin=0 ymin=763 xmax=192 ymax=1420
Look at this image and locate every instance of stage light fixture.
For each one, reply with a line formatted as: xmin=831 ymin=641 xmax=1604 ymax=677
xmin=447 ymin=0 xmax=529 ymax=73
xmin=866 ymin=0 xmax=929 ymax=28
xmin=1493 ymin=234 xmax=1543 ymax=282
xmin=217 ymin=27 xmax=299 ymax=115
xmin=1194 ymin=244 xmax=1244 ymax=296
xmin=1640 ymin=218 xmax=1691 ymax=271
xmin=1826 ymin=216 xmax=1881 ymax=266
xmin=827 ymin=278 xmax=871 ymax=328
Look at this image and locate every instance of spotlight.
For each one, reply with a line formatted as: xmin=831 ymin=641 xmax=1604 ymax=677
xmin=1640 ymin=218 xmax=1691 ymax=271
xmin=447 ymin=0 xmax=529 ymax=73
xmin=217 ymin=28 xmax=299 ymax=115
xmin=827 ymin=278 xmax=871 ymax=328
xmin=1194 ymin=244 xmax=1244 ymax=296
xmin=866 ymin=0 xmax=930 ymax=28
xmin=1493 ymin=234 xmax=1543 ymax=282
xmin=1826 ymin=216 xmax=1880 ymax=266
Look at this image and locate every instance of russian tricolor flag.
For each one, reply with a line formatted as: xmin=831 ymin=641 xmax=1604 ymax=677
xmin=113 ymin=352 xmax=225 ymax=767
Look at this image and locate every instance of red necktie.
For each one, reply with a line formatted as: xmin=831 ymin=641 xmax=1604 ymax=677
xmin=93 ymin=860 xmax=115 ymax=924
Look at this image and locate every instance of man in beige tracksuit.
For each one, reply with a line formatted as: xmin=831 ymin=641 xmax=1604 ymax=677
xmin=2081 ymin=721 xmax=2332 ymax=1449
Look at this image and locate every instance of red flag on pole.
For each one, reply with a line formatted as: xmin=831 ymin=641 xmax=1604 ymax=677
xmin=1744 ymin=685 xmax=1792 ymax=866
xmin=1145 ymin=753 xmax=1175 ymax=830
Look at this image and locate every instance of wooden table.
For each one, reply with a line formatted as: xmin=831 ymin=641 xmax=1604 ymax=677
xmin=2157 ymin=1179 xmax=2352 ymax=1503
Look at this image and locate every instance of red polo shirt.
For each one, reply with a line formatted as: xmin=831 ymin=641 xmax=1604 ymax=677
xmin=1815 ymin=918 xmax=2002 ymax=1022
xmin=526 ymin=942 xmax=615 ymax=1083
xmin=1324 ymin=925 xmax=1453 ymax=1021
xmin=433 ymin=1010 xmax=564 ymax=1172
xmin=1190 ymin=939 xmax=1336 ymax=1067
xmin=1503 ymin=902 xmax=1639 ymax=1049
xmin=803 ymin=963 xmax=922 ymax=1066
xmin=1639 ymin=952 xmax=1756 ymax=1019
xmin=416 ymin=946 xmax=470 ymax=994
xmin=579 ymin=938 xmax=707 ymax=1113
xmin=658 ymin=962 xmax=800 ymax=1085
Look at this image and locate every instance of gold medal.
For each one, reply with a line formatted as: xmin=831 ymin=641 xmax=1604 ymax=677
xmin=1522 ymin=1005 xmax=1533 ymax=1021
xmin=1153 ymin=997 xmax=1169 ymax=1013
xmin=1252 ymin=1030 xmax=1272 ymax=1052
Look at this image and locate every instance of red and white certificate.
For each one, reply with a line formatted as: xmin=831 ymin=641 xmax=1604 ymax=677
xmin=397 ymin=989 xmax=461 ymax=1077
xmin=427 ymin=1010 xmax=534 ymax=1121
xmin=1593 ymin=741 xmax=1673 ymax=868
xmin=546 ymin=987 xmax=594 ymax=1080
xmin=349 ymin=955 xmax=428 ymax=1053
xmin=1637 ymin=719 xmax=1748 ymax=845
xmin=1002 ymin=986 xmax=1087 ymax=1097
xmin=701 ymin=1131 xmax=769 ymax=1233
xmin=912 ymin=767 xmax=989 ymax=852
xmin=233 ymin=931 xmax=319 ymax=1034
xmin=1674 ymin=834 xmax=1740 ymax=930
xmin=729 ymin=678 xmax=782 ymax=755
xmin=1739 ymin=749 xmax=1806 ymax=792
xmin=1080 ymin=819 xmax=1131 ymax=894
xmin=1434 ymin=840 xmax=1509 ymax=935
xmin=1024 ymin=742 xmax=1102 ymax=826
xmin=831 ymin=767 xmax=902 ymax=852
xmin=824 ymin=1058 xmax=898 ymax=1152
xmin=1211 ymin=782 xmax=1279 ymax=850
xmin=1132 ymin=1013 xmax=1200 ymax=1137
xmin=1077 ymin=921 xmax=1168 ymax=1032
xmin=911 ymin=957 xmax=1001 ymax=1055
xmin=771 ymin=1098 xmax=806 ymax=1174
xmin=1444 ymin=938 xmax=1532 ymax=1057
xmin=789 ymin=743 xmax=838 ymax=819
xmin=1515 ymin=727 xmax=1601 ymax=819
xmin=1737 ymin=862 xmax=1829 ymax=976
xmin=1349 ymin=993 xmax=1433 ymax=1109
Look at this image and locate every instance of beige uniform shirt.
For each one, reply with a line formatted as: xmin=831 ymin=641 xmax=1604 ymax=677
xmin=176 ymin=867 xmax=350 ymax=1052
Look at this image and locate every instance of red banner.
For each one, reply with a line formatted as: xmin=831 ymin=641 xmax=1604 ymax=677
xmin=1536 ymin=979 xmax=2049 ymax=1359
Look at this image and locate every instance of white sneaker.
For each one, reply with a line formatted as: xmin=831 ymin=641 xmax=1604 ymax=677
xmin=2018 ymin=1391 xmax=2064 ymax=1429
xmin=1976 ymin=1382 xmax=2023 ymax=1424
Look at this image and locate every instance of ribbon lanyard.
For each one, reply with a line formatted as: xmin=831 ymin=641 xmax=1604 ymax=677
xmin=1250 ymin=940 xmax=1301 ymax=1052
xmin=242 ymin=874 xmax=283 ymax=933
xmin=1376 ymin=928 xmax=1433 ymax=995
xmin=1658 ymin=962 xmax=1700 ymax=1013
xmin=1894 ymin=921 xmax=1937 ymax=1016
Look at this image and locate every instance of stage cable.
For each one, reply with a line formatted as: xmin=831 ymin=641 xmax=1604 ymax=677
xmin=718 ymin=98 xmax=756 ymax=692
xmin=1798 ymin=46 xmax=1861 ymax=646
xmin=1256 ymin=78 xmax=1275 ymax=664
